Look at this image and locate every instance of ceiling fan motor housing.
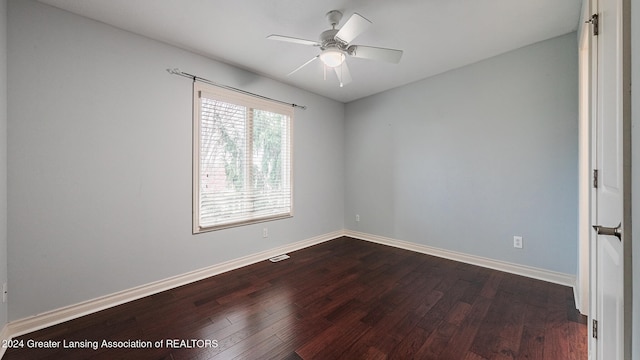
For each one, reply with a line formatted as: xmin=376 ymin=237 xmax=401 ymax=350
xmin=320 ymin=29 xmax=345 ymax=50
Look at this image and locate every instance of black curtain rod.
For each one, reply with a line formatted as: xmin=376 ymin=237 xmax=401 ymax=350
xmin=167 ymin=68 xmax=307 ymax=110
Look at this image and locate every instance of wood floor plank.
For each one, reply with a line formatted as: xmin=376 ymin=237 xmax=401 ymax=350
xmin=294 ymin=308 xmax=368 ymax=359
xmin=3 ymin=237 xmax=587 ymax=360
xmin=415 ymin=319 xmax=458 ymax=359
xmin=437 ymin=295 xmax=492 ymax=359
xmin=465 ymin=351 xmax=489 ymax=360
xmin=515 ymin=305 xmax=547 ymax=360
xmin=388 ymin=325 xmax=430 ymax=360
xmin=568 ymin=321 xmax=588 ymax=360
xmin=479 ymin=271 xmax=503 ymax=299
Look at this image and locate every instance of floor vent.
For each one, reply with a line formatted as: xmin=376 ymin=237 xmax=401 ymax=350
xmin=269 ymin=254 xmax=290 ymax=262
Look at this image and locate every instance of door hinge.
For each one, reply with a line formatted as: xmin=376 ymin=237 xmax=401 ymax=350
xmin=593 ymin=169 xmax=599 ymax=188
xmin=586 ymin=14 xmax=599 ymax=36
xmin=592 ymin=319 xmax=598 ymax=339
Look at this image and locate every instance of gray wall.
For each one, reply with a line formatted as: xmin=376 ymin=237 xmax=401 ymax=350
xmin=7 ymin=0 xmax=345 ymax=321
xmin=345 ymin=33 xmax=579 ymax=274
xmin=632 ymin=0 xmax=639 ymax=355
xmin=0 ymin=0 xmax=7 ymax=330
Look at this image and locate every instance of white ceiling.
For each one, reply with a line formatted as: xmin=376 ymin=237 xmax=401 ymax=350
xmin=37 ymin=0 xmax=582 ymax=103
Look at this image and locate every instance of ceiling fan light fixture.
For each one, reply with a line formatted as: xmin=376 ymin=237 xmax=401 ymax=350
xmin=319 ymin=49 xmax=345 ymax=67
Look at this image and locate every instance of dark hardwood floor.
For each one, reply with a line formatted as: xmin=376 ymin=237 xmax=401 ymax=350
xmin=4 ymin=237 xmax=587 ymax=359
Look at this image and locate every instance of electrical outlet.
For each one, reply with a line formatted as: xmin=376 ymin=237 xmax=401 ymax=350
xmin=2 ymin=283 xmax=7 ymax=303
xmin=263 ymin=227 xmax=268 ymax=238
xmin=513 ymin=236 xmax=523 ymax=249
xmin=356 ymin=214 xmax=360 ymax=222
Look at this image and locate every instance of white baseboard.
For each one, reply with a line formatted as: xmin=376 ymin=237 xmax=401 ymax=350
xmin=0 ymin=229 xmax=578 ymax=354
xmin=3 ymin=230 xmax=342 ymax=343
xmin=0 ymin=324 xmax=9 ymax=359
xmin=345 ymin=230 xmax=576 ymax=288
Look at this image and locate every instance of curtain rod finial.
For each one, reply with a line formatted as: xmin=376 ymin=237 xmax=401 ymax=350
xmin=167 ymin=68 xmax=181 ymax=75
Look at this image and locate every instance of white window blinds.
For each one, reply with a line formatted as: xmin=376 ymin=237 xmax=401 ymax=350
xmin=193 ymin=82 xmax=293 ymax=232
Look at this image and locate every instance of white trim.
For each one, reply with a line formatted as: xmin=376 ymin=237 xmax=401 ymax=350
xmin=0 ymin=324 xmax=9 ymax=359
xmin=345 ymin=230 xmax=577 ymax=288
xmin=3 ymin=230 xmax=341 ymax=342
xmin=576 ymin=14 xmax=593 ymax=316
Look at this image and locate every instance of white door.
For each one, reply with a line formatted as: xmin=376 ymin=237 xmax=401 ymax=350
xmin=590 ymin=0 xmax=627 ymax=357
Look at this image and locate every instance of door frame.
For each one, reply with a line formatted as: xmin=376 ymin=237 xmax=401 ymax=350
xmin=577 ymin=0 xmax=593 ymax=318
xmin=582 ymin=0 xmax=632 ymax=357
xmin=621 ymin=0 xmax=632 ymax=357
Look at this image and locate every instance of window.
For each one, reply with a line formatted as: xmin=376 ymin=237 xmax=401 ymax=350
xmin=193 ymin=82 xmax=293 ymax=233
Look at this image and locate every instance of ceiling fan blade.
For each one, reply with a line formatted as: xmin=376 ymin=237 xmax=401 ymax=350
xmin=267 ymin=35 xmax=321 ymax=47
xmin=334 ymin=62 xmax=352 ymax=87
xmin=335 ymin=13 xmax=371 ymax=44
xmin=287 ymin=56 xmax=319 ymax=76
xmin=349 ymin=45 xmax=403 ymax=64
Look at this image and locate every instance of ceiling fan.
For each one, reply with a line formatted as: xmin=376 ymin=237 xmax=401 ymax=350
xmin=267 ymin=10 xmax=403 ymax=87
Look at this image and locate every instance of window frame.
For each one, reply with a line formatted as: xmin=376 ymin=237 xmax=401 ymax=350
xmin=192 ymin=81 xmax=294 ymax=233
